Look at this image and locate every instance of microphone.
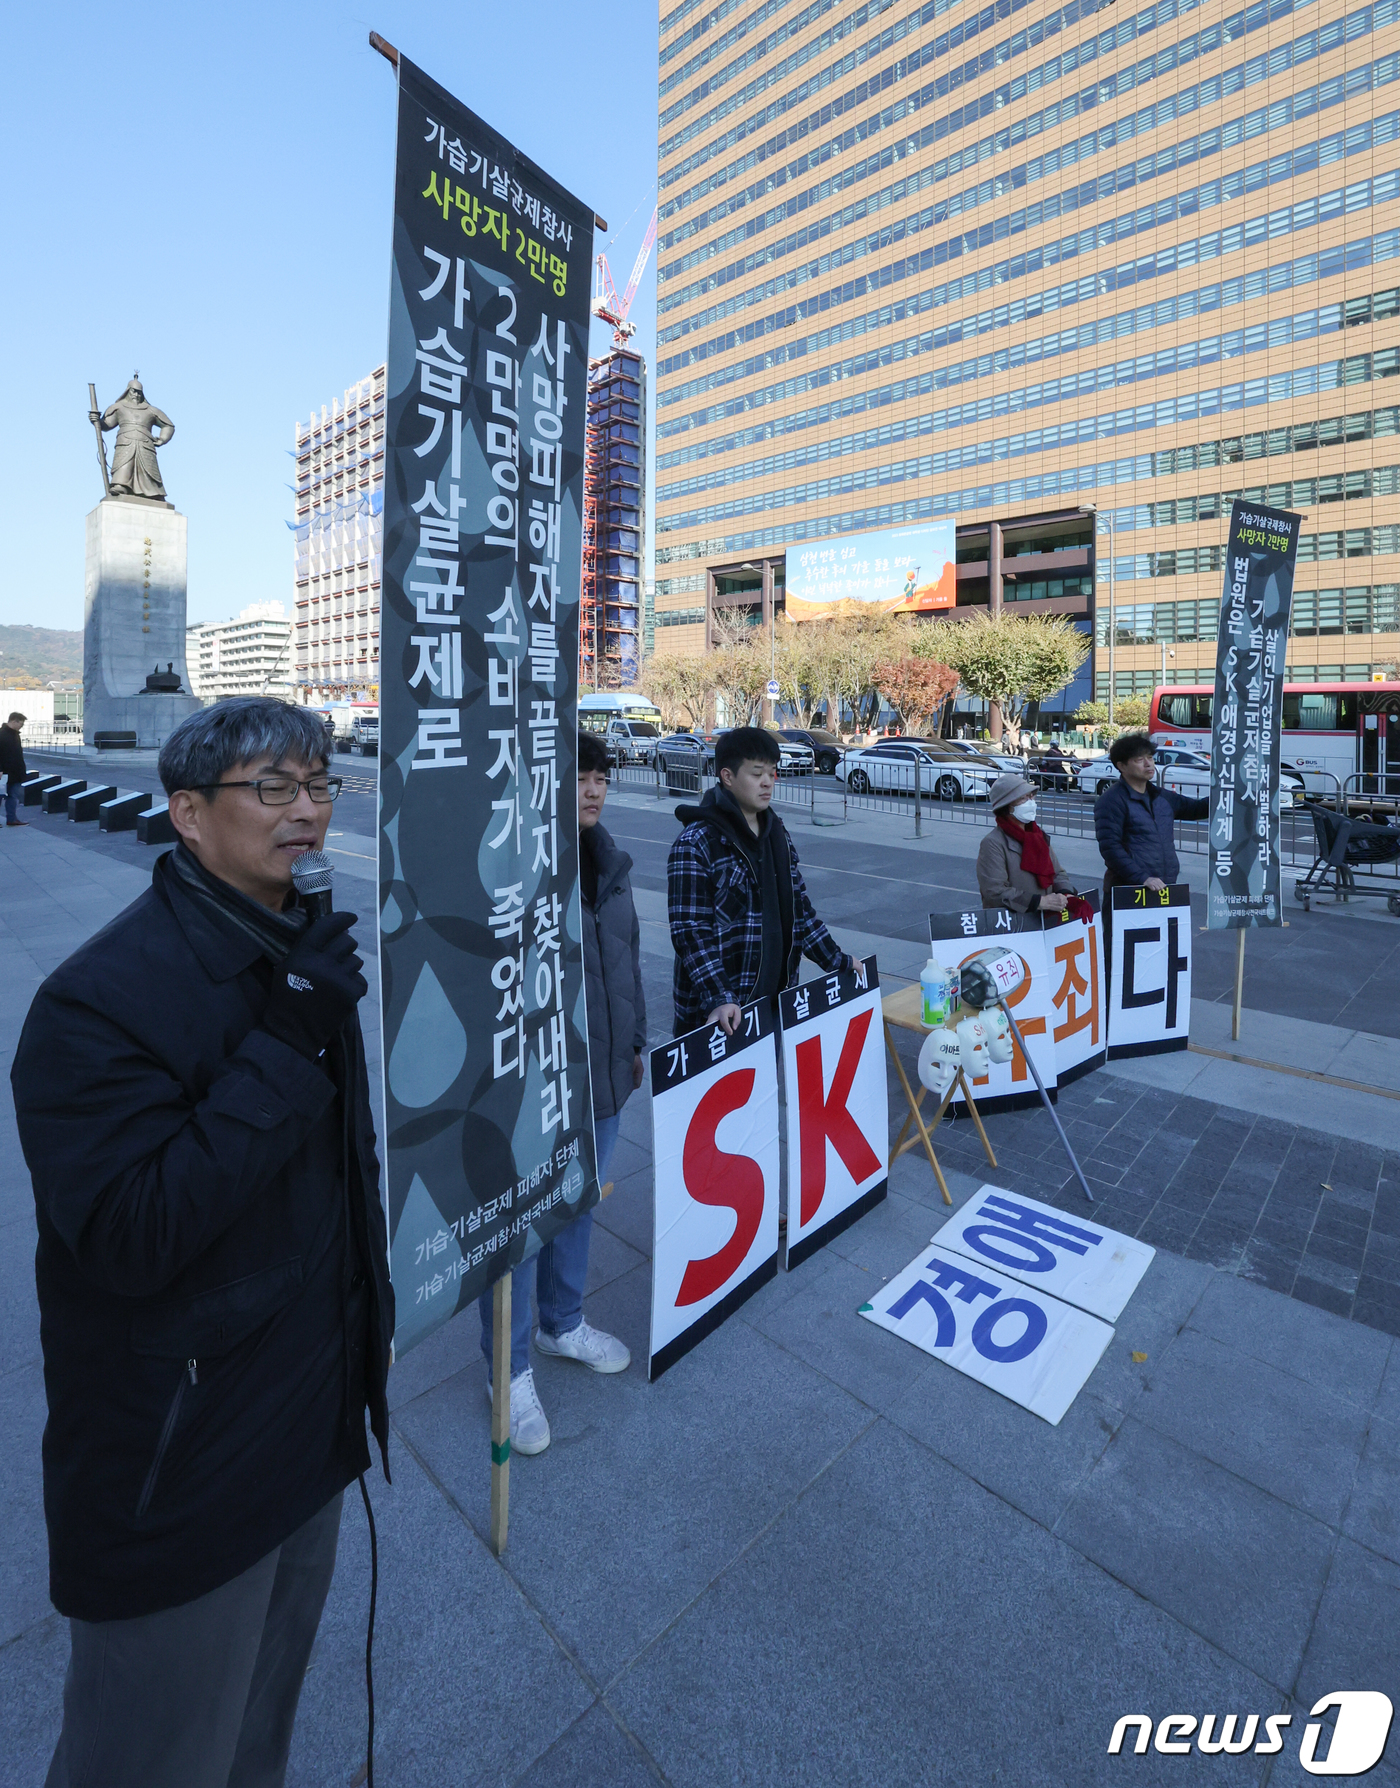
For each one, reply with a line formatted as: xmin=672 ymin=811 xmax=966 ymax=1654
xmin=290 ymin=848 xmax=335 ymax=920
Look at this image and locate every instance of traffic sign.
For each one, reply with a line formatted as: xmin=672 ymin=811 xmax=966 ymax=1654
xmin=765 ymin=679 xmax=780 ymax=697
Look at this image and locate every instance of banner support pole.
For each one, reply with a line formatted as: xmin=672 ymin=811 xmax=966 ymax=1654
xmin=1001 ymin=1003 xmax=1095 ymax=1204
xmin=490 ymin=1275 xmax=510 ymax=1556
xmin=1231 ymin=927 xmax=1246 ymax=1041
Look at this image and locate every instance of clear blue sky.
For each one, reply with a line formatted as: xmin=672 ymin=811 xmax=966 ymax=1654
xmin=0 ymin=0 xmax=659 ymax=632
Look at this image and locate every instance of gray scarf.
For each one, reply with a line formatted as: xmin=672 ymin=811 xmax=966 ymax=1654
xmin=167 ymin=843 xmax=309 ymax=963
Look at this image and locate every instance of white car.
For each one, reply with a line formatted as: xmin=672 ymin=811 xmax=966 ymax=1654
xmin=837 ymin=740 xmax=996 ymax=800
xmin=1077 ymin=747 xmax=1306 ymax=804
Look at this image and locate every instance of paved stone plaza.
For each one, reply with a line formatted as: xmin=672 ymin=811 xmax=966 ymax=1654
xmin=1 ymin=766 xmax=1396 ymax=1785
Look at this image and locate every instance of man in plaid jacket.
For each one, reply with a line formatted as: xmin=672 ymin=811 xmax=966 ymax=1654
xmin=668 ymin=727 xmax=852 ymax=1036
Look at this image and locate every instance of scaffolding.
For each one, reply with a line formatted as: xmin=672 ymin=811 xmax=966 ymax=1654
xmin=580 ymin=348 xmax=646 ymax=689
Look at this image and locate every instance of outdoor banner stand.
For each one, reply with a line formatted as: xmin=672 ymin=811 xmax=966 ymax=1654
xmin=881 ymin=980 xmax=996 ymax=1206
xmin=1206 ymin=498 xmax=1302 ymax=1040
xmin=372 ymin=46 xmax=603 ymax=1562
xmin=490 ymin=1278 xmax=510 ymax=1557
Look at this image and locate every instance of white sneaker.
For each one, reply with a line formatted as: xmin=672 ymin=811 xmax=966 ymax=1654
xmin=484 ymin=1367 xmax=551 ymax=1455
xmin=535 ymin=1319 xmax=631 ymax=1374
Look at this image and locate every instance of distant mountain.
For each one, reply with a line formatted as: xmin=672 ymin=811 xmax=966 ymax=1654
xmin=0 ymin=624 xmax=83 ymax=688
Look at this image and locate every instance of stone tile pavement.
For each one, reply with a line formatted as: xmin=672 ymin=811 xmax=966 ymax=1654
xmin=0 ymin=823 xmax=1396 ymax=1785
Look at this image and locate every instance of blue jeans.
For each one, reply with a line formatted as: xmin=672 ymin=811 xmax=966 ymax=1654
xmin=479 ymin=1115 xmax=620 ymax=1380
xmin=4 ymin=779 xmax=18 ymax=825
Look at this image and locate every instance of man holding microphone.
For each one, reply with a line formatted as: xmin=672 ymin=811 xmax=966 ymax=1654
xmin=11 ymin=697 xmax=392 ymax=1788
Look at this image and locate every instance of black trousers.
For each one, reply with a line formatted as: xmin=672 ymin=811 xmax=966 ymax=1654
xmin=46 ymin=1492 xmax=343 ymax=1788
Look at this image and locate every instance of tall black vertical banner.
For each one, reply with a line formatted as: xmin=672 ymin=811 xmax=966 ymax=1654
xmin=378 ymin=57 xmax=596 ymax=1357
xmin=1207 ymin=499 xmax=1300 ymax=931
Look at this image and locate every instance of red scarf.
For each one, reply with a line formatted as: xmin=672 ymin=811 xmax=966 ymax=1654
xmin=996 ymin=810 xmax=1056 ymax=887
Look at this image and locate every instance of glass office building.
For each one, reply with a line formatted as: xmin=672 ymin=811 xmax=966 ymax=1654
xmin=292 ymin=368 xmax=387 ymax=700
xmin=653 ymin=0 xmax=1400 ymax=699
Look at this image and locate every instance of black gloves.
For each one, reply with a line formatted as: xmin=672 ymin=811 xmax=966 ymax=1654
xmin=261 ymin=912 xmax=367 ymax=1059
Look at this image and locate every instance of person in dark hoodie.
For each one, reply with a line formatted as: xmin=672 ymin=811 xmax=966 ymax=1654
xmin=668 ymin=725 xmax=852 ymax=1037
xmin=475 ymin=730 xmax=644 ymax=1457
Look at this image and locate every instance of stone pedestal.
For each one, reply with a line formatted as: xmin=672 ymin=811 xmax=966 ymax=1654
xmin=84 ymin=497 xmax=202 ymax=746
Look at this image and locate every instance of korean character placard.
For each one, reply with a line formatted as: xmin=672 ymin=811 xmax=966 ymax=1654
xmin=648 ymin=1000 xmax=780 ymax=1380
xmin=1040 ymin=891 xmax=1105 ymax=1085
xmin=1207 ymin=498 xmax=1300 ymax=933
xmin=928 ymin=910 xmax=1057 ymax=1115
xmin=380 ymin=53 xmax=596 ymax=1360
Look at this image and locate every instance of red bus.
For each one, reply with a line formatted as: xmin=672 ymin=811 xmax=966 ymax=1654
xmin=1149 ymin=682 xmax=1400 ymax=801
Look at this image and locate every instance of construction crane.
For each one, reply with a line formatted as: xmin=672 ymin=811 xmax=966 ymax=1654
xmin=592 ymin=205 xmax=657 ymax=347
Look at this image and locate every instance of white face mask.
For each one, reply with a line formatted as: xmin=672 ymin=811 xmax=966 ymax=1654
xmin=1011 ymin=798 xmax=1038 ymax=823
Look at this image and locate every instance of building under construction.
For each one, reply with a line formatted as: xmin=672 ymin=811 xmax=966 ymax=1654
xmin=580 ymin=348 xmax=646 ymax=688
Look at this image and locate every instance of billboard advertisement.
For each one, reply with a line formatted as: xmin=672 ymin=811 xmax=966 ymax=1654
xmin=785 ymin=520 xmax=957 ymax=622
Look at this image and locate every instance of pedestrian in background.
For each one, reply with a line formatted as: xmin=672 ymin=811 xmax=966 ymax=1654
xmin=977 ymin=773 xmax=1078 ymax=914
xmin=1 ymin=709 xmax=27 ymax=827
xmin=11 ymin=697 xmax=392 ymax=1788
xmin=478 ymin=731 xmax=641 ymax=1457
xmin=1094 ymin=730 xmax=1208 ymax=896
xmin=668 ymin=725 xmax=851 ymax=1037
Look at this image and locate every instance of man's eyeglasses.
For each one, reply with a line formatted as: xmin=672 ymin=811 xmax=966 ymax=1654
xmin=192 ymin=776 xmax=343 ymax=806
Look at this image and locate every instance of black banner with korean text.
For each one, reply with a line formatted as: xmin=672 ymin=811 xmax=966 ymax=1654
xmin=377 ymin=57 xmax=595 ymax=1356
xmin=1207 ymin=499 xmax=1300 ymax=930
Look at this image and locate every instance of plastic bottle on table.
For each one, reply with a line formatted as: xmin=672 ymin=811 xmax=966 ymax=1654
xmin=920 ymin=957 xmax=950 ymax=1027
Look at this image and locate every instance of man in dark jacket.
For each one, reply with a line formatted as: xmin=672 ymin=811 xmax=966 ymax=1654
xmin=10 ymin=696 xmax=392 ymax=1788
xmin=1094 ymin=730 xmax=1208 ymax=892
xmin=476 ymin=730 xmax=643 ymax=1456
xmin=668 ymin=725 xmax=851 ymax=1036
xmin=1 ymin=708 xmax=27 ymax=826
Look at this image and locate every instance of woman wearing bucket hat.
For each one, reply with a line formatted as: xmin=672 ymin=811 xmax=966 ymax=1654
xmin=977 ymin=772 xmax=1081 ymax=914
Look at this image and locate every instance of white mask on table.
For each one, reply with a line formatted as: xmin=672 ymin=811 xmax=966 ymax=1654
xmin=1011 ymin=798 xmax=1037 ymax=823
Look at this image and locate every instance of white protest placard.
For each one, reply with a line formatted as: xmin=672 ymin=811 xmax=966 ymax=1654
xmin=779 ymin=957 xmax=888 ymax=1270
xmin=1106 ymin=884 xmax=1192 ymax=1059
xmin=860 ymin=1243 xmax=1114 ymax=1425
xmin=1041 ymin=893 xmax=1106 ymax=1084
xmin=934 ymin=1185 xmax=1155 ymax=1323
xmin=649 ymin=1000 xmax=780 ymax=1380
xmin=928 ymin=909 xmax=1057 ymax=1113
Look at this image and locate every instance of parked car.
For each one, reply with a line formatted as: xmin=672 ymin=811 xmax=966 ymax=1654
xmin=602 ymin=717 xmax=662 ymax=764
xmin=655 ymin=731 xmax=714 ymax=791
xmin=935 ymin=738 xmax=1028 ymax=774
xmin=1076 ymin=747 xmax=1307 ymax=804
xmin=836 ymin=740 xmax=996 ymax=801
xmin=778 ymin=727 xmax=843 ymax=775
xmin=706 ymin=728 xmax=814 ymax=775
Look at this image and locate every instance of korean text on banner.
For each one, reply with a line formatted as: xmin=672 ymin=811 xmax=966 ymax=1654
xmin=1106 ymin=885 xmax=1192 ymax=1059
xmin=779 ymin=957 xmax=888 ymax=1271
xmin=928 ymin=909 xmax=1057 ymax=1112
xmin=1040 ymin=892 xmax=1105 ymax=1084
xmin=935 ymin=1185 xmax=1154 ymax=1323
xmin=860 ymin=1244 xmax=1114 ymax=1425
xmin=649 ymin=1001 xmax=781 ymax=1381
xmin=378 ymin=58 xmax=596 ymax=1358
xmin=1208 ymin=498 xmax=1300 ymax=931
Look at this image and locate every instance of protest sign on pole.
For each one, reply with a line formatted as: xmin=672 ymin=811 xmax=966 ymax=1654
xmin=860 ymin=1244 xmax=1114 ymax=1425
xmin=1105 ymin=885 xmax=1192 ymax=1058
xmin=1040 ymin=894 xmax=1105 ymax=1085
xmin=376 ymin=55 xmax=597 ymax=1359
xmin=649 ymin=1001 xmax=781 ymax=1381
xmin=928 ymin=910 xmax=1057 ymax=1112
xmin=778 ymin=958 xmax=888 ymax=1270
xmin=1208 ymin=499 xmax=1301 ymax=933
xmin=934 ymin=1185 xmax=1154 ymax=1323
